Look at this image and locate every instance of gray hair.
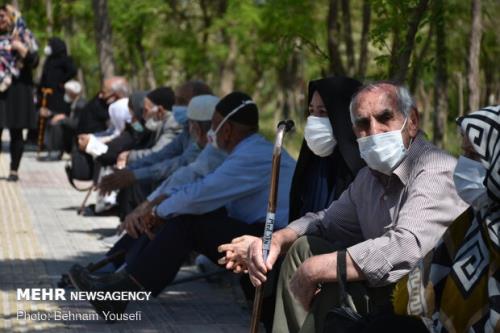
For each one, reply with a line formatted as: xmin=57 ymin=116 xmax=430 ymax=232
xmin=349 ymin=81 xmax=416 ymax=124
xmin=110 ymin=77 xmax=130 ymax=98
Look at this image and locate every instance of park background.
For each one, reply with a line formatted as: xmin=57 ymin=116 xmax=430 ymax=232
xmin=14 ymin=0 xmax=500 ymax=156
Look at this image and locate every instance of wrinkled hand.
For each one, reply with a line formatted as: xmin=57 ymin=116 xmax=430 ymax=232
xmin=116 ymin=150 xmax=130 ymax=169
xmin=289 ymin=256 xmax=323 ymax=311
xmin=98 ymin=169 xmax=136 ymax=195
xmin=218 ymin=235 xmax=259 ymax=274
xmin=77 ymin=134 xmax=90 ymax=151
xmin=123 ymin=202 xmax=152 ymax=239
xmin=40 ymin=107 xmax=51 ymax=118
xmin=247 ymin=236 xmax=282 ymax=287
xmin=50 ymin=113 xmax=66 ymax=125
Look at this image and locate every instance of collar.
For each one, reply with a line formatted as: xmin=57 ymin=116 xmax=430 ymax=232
xmin=391 ymin=131 xmax=426 ymax=186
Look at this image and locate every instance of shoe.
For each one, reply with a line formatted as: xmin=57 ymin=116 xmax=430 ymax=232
xmin=68 ymin=266 xmax=138 ymax=322
xmin=7 ymin=172 xmax=18 ymax=182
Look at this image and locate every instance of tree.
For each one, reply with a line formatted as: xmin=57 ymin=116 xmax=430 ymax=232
xmin=432 ymin=0 xmax=448 ymax=148
xmin=93 ymin=0 xmax=115 ymax=80
xmin=467 ymin=0 xmax=482 ymax=112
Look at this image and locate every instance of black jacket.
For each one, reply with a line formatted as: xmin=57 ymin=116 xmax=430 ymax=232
xmin=39 ymin=37 xmax=77 ymax=114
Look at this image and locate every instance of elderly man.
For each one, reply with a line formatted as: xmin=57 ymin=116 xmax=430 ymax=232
xmin=69 ymin=92 xmax=296 ymax=319
xmin=247 ymin=82 xmax=469 ymax=333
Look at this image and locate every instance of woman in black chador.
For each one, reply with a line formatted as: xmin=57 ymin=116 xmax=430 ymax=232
xmin=0 ymin=4 xmax=39 ymax=181
xmin=38 ymin=36 xmax=77 ymax=160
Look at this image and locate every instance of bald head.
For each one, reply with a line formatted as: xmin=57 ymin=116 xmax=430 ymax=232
xmin=175 ymin=80 xmax=212 ymax=106
xmin=100 ymin=76 xmax=130 ymax=104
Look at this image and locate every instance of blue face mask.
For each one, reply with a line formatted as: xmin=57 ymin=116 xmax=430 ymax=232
xmin=131 ymin=121 xmax=144 ymax=133
xmin=172 ymin=105 xmax=188 ymax=125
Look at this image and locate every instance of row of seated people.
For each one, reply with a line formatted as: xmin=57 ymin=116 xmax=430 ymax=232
xmin=64 ymin=76 xmax=499 ymax=333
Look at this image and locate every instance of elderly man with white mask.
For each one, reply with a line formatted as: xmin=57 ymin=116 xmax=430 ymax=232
xmin=247 ymin=81 xmax=470 ymax=333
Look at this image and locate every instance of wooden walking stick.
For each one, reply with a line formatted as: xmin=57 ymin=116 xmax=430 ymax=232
xmin=250 ymin=119 xmax=294 ymax=333
xmin=37 ymin=87 xmax=54 ymax=157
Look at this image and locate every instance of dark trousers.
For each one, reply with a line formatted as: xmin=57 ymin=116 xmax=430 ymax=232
xmin=0 ymin=128 xmax=24 ymax=171
xmin=116 ymin=181 xmax=152 ymax=221
xmin=46 ymin=120 xmax=72 ymax=153
xmin=111 ymin=208 xmax=265 ymax=296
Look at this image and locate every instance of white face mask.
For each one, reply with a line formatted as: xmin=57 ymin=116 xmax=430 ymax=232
xmin=357 ymin=118 xmax=408 ymax=175
xmin=206 ymin=100 xmax=256 ymax=150
xmin=145 ymin=117 xmax=163 ymax=131
xmin=453 ymin=156 xmax=489 ymax=209
xmin=64 ymin=93 xmax=72 ymax=103
xmin=44 ymin=45 xmax=52 ymax=56
xmin=304 ymin=116 xmax=336 ymax=157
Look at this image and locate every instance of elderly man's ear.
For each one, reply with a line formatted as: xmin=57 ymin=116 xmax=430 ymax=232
xmin=408 ymin=108 xmax=419 ymax=138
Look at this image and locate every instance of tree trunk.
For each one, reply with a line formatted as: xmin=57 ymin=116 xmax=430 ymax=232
xmin=277 ymin=45 xmax=302 ymax=123
xmin=454 ymin=72 xmax=464 ymax=117
xmin=418 ymin=83 xmax=431 ymax=133
xmin=467 ymin=0 xmax=482 ymax=113
xmin=340 ymin=0 xmax=355 ymax=75
xmin=45 ymin=0 xmax=53 ymax=35
xmin=432 ymin=0 xmax=447 ymax=148
xmin=219 ymin=35 xmax=237 ymax=96
xmin=357 ymin=0 xmax=371 ymax=78
xmin=409 ymin=25 xmax=433 ymax=93
xmin=92 ymin=0 xmax=115 ymax=80
xmin=390 ymin=0 xmax=429 ymax=82
xmin=327 ymin=0 xmax=345 ymax=76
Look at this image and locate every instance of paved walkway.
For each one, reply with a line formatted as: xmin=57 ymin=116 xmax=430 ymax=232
xmin=0 ymin=148 xmax=252 ymax=332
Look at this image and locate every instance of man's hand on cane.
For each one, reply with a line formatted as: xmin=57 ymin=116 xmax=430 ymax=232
xmin=217 ymin=235 xmax=259 ymax=273
xmin=98 ymin=168 xmax=136 ymax=196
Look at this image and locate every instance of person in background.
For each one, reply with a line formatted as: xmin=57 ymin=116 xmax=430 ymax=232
xmin=218 ymin=76 xmax=364 ymax=331
xmin=0 ymin=4 xmax=38 ymax=181
xmin=37 ymin=37 xmax=77 ymax=161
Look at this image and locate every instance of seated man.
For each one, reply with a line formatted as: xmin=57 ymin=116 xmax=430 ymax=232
xmin=69 ymin=92 xmax=296 ymax=319
xmin=247 ymin=82 xmax=469 ymax=333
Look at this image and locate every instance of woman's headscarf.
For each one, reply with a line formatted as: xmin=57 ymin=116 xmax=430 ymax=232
xmin=393 ymin=105 xmax=500 ymax=332
xmin=108 ymin=98 xmax=131 ymax=138
xmin=0 ymin=4 xmax=37 ymax=92
xmin=289 ymin=76 xmax=364 ymax=221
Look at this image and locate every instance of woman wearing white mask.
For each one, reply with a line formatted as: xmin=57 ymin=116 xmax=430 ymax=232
xmin=290 ymin=76 xmax=365 ymax=220
xmin=379 ymin=105 xmax=500 ymax=333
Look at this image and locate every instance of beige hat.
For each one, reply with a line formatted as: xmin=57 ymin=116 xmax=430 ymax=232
xmin=64 ymin=80 xmax=82 ymax=95
xmin=187 ymin=95 xmax=220 ymax=121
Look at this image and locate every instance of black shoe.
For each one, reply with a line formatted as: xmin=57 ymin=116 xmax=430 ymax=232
xmin=68 ymin=267 xmax=138 ymax=322
xmin=7 ymin=172 xmax=18 ymax=182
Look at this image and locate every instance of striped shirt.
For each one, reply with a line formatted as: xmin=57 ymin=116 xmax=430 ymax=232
xmin=287 ymin=132 xmax=469 ymax=286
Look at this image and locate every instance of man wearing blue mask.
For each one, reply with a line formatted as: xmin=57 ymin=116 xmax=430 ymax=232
xmin=247 ymin=81 xmax=470 ymax=333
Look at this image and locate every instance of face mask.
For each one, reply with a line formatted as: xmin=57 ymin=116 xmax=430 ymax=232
xmin=453 ymin=156 xmax=489 ymax=208
xmin=172 ymin=105 xmax=188 ymax=125
xmin=357 ymin=118 xmax=408 ymax=175
xmin=304 ymin=116 xmax=336 ymax=157
xmin=63 ymin=93 xmax=72 ymax=103
xmin=206 ymin=100 xmax=256 ymax=150
xmin=131 ymin=121 xmax=144 ymax=133
xmin=44 ymin=45 xmax=52 ymax=56
xmin=145 ymin=117 xmax=163 ymax=131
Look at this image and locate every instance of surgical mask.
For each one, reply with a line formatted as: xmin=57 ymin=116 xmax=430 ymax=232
xmin=63 ymin=93 xmax=72 ymax=103
xmin=304 ymin=116 xmax=336 ymax=157
xmin=453 ymin=156 xmax=489 ymax=209
xmin=206 ymin=100 xmax=256 ymax=150
xmin=145 ymin=117 xmax=163 ymax=131
xmin=357 ymin=118 xmax=408 ymax=175
xmin=172 ymin=105 xmax=188 ymax=125
xmin=44 ymin=45 xmax=52 ymax=56
xmin=131 ymin=121 xmax=144 ymax=133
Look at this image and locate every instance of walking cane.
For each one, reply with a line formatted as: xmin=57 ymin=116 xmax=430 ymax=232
xmin=250 ymin=119 xmax=294 ymax=333
xmin=77 ymin=186 xmax=94 ymax=215
xmin=37 ymin=87 xmax=53 ymax=157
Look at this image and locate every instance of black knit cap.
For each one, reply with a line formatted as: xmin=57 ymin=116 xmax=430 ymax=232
xmin=146 ymin=87 xmax=175 ymax=111
xmin=215 ymin=91 xmax=258 ymax=127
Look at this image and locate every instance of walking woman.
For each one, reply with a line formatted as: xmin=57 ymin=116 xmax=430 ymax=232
xmin=0 ymin=4 xmax=38 ymax=181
